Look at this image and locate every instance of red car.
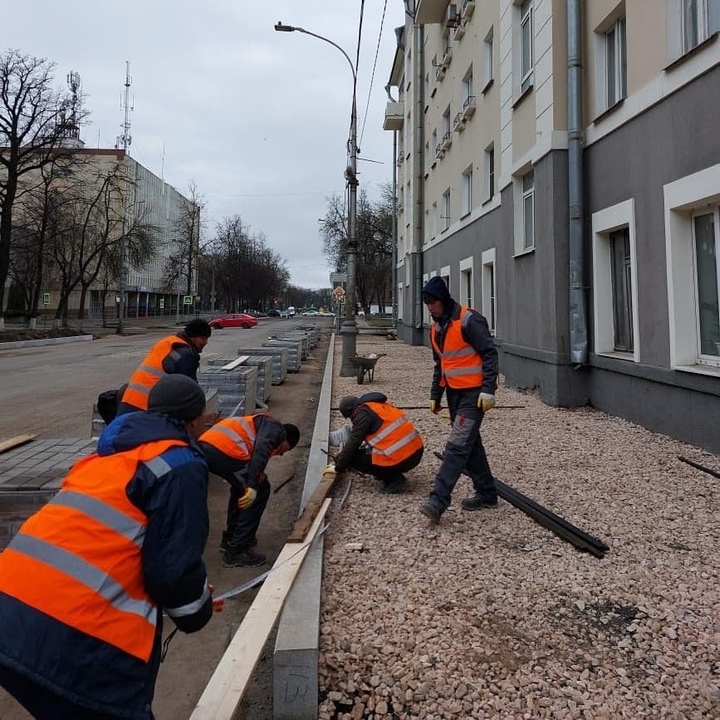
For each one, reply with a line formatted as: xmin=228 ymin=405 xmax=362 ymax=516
xmin=208 ymin=313 xmax=258 ymax=329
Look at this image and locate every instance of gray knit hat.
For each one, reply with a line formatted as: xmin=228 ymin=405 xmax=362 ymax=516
xmin=339 ymin=395 xmax=359 ymax=418
xmin=148 ymin=375 xmax=206 ymax=422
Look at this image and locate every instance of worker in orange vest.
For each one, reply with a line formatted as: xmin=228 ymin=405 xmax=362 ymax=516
xmin=0 ymin=375 xmax=213 ymax=720
xmin=418 ymin=276 xmax=499 ymax=523
xmin=199 ymin=415 xmax=300 ymax=568
xmin=328 ymin=392 xmax=424 ymax=494
xmin=116 ymin=318 xmax=212 ymax=415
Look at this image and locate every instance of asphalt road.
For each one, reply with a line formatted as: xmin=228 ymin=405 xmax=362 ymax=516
xmin=0 ymin=322 xmax=283 ymax=440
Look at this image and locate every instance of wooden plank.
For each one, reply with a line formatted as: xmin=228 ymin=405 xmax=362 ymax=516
xmin=286 ymin=471 xmax=337 ymax=542
xmin=189 ymin=498 xmax=331 ymax=720
xmin=0 ymin=434 xmax=39 ymax=455
xmin=220 ymin=355 xmax=249 ymax=371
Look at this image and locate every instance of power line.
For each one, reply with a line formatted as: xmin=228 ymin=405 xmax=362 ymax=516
xmin=359 ymin=0 xmax=389 ymax=149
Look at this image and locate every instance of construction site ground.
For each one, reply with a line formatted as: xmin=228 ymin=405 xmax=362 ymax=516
xmin=0 ymin=318 xmax=333 ymax=720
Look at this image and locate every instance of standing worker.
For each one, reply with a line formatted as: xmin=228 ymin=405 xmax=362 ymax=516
xmin=0 ymin=375 xmax=214 ymax=720
xmin=418 ymin=276 xmax=499 ymax=523
xmin=116 ymin=318 xmax=212 ymax=416
xmin=328 ymin=392 xmax=424 ymax=494
xmin=198 ymin=414 xmax=300 ymax=568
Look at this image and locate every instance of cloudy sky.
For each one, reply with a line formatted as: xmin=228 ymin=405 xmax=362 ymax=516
xmin=4 ymin=1 xmax=406 ymax=289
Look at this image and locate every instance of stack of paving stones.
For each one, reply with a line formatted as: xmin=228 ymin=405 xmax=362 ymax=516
xmin=262 ymin=339 xmax=302 ymax=370
xmin=268 ymin=333 xmax=310 ymax=360
xmin=197 ymin=366 xmax=257 ymax=418
xmin=236 ymin=346 xmax=289 ymax=385
xmin=0 ymin=438 xmax=97 ymax=549
xmin=207 ymin=356 xmax=273 ymax=404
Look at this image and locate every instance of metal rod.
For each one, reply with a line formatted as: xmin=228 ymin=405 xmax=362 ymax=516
xmin=677 ymin=455 xmax=720 ymax=480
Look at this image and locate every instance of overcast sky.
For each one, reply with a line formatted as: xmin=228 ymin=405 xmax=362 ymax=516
xmin=4 ymin=1 xmax=406 ymax=289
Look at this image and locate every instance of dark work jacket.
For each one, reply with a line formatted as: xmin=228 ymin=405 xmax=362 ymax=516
xmin=0 ymin=412 xmax=212 ymax=720
xmin=335 ymin=392 xmax=388 ymax=472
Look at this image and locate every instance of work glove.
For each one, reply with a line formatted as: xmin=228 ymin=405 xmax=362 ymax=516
xmin=237 ymin=486 xmax=257 ymax=510
xmin=323 ymin=463 xmax=336 ymax=475
xmin=430 ymin=400 xmax=442 ymax=414
xmin=478 ymin=393 xmax=496 ymax=413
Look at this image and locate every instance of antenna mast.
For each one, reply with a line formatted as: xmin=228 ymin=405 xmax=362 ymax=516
xmin=116 ymin=61 xmax=133 ymax=151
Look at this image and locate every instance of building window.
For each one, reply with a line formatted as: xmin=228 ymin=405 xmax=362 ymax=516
xmin=460 ymin=257 xmax=473 ymax=308
xmin=442 ymin=106 xmax=451 ymax=137
xmin=430 ymin=201 xmax=438 ymax=239
xmin=483 ymin=27 xmax=494 ymax=89
xmin=484 ymin=144 xmax=495 ymax=202
xmin=442 ymin=190 xmax=451 ymax=230
xmin=693 ymin=211 xmax=720 ymax=360
xmin=682 ymin=0 xmax=715 ymax=51
xmin=462 ymin=66 xmax=473 ymax=104
xmin=606 ymin=17 xmax=627 ymax=107
xmin=610 ymin=228 xmax=634 ymax=352
xmin=461 ymin=166 xmax=473 ymax=216
xmin=481 ymin=249 xmax=496 ymax=334
xmin=522 ymin=170 xmax=535 ymax=250
xmin=520 ymin=0 xmax=534 ymax=93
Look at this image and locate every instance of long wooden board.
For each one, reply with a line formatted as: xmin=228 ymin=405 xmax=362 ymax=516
xmin=0 ymin=434 xmax=38 ymax=454
xmin=220 ymin=355 xmax=249 ymax=371
xmin=286 ymin=470 xmax=337 ymax=542
xmin=189 ymin=498 xmax=331 ymax=720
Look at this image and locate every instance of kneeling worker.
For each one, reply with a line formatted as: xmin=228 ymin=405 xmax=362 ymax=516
xmin=199 ymin=414 xmax=300 ymax=568
xmin=330 ymin=392 xmax=424 ymax=494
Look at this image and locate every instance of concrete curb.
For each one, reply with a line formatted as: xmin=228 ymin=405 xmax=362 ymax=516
xmin=273 ymin=332 xmax=335 ymax=719
xmin=0 ymin=334 xmax=94 ymax=350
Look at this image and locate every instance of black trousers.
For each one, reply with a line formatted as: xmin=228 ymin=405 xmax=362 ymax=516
xmin=347 ymin=446 xmax=424 ymax=487
xmin=429 ymin=388 xmax=496 ymax=510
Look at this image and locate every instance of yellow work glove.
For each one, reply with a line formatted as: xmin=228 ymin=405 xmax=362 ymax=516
xmin=430 ymin=400 xmax=442 ymax=414
xmin=323 ymin=463 xmax=336 ymax=475
xmin=478 ymin=393 xmax=496 ymax=412
xmin=237 ymin=486 xmax=257 ymax=510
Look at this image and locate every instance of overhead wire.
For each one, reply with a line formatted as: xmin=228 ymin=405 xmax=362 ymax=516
xmin=359 ymin=0 xmax=390 ymax=149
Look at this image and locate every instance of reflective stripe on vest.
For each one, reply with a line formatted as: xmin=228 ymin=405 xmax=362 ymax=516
xmin=363 ymin=402 xmax=424 ymax=467
xmin=430 ymin=306 xmax=484 ymax=389
xmin=121 ymin=336 xmax=192 ymax=410
xmin=198 ymin=415 xmax=265 ymax=461
xmin=0 ymin=439 xmax=186 ymax=662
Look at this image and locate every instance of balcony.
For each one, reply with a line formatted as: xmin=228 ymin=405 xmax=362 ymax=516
xmin=441 ymin=47 xmax=453 ymax=69
xmin=435 ymin=64 xmax=446 ymax=82
xmin=453 ymin=112 xmax=465 ymax=133
xmin=383 ymin=101 xmax=404 ymax=131
xmin=453 ymin=21 xmax=466 ymax=41
xmin=435 ymin=142 xmax=445 ymax=159
xmin=462 ymin=95 xmax=476 ymax=119
xmin=416 ymin=0 xmax=451 ymax=24
xmin=442 ymin=131 xmax=453 ymax=150
xmin=461 ymin=0 xmax=475 ymax=21
xmin=444 ymin=4 xmax=460 ymax=31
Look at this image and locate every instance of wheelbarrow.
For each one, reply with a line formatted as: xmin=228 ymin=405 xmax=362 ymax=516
xmin=349 ymin=353 xmax=387 ymax=384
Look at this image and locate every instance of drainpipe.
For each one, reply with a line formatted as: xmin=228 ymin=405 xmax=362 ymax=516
xmin=413 ymin=22 xmax=425 ymax=332
xmin=567 ymin=0 xmax=587 ymax=364
xmin=391 ymin=127 xmax=398 ymax=328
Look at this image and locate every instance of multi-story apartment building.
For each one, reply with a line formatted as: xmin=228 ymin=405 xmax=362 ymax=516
xmin=385 ymin=0 xmax=720 ymax=452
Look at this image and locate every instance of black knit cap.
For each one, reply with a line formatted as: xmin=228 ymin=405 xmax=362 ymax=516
xmin=184 ymin=318 xmax=212 ymax=338
xmin=421 ymin=276 xmax=451 ymax=304
xmin=148 ymin=375 xmax=206 ymax=422
xmin=283 ymin=423 xmax=300 ymax=449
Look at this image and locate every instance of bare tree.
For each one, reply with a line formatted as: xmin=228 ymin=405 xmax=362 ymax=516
xmin=0 ymin=49 xmax=86 ymax=328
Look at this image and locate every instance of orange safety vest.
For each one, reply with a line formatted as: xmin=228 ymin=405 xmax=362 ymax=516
xmin=430 ymin=306 xmax=484 ymax=389
xmin=199 ymin=414 xmax=273 ymax=462
xmin=363 ymin=401 xmax=424 ymax=467
xmin=0 ymin=439 xmax=186 ymax=662
xmin=121 ymin=335 xmax=193 ymax=411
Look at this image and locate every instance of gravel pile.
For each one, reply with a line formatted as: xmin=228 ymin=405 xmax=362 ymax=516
xmin=318 ymin=334 xmax=720 ymax=719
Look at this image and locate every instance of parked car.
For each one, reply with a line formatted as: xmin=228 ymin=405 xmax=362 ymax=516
xmin=208 ymin=313 xmax=258 ymax=329
xmin=267 ymin=308 xmax=281 ymax=317
xmin=279 ymin=309 xmax=291 ymax=319
xmin=302 ymin=309 xmax=318 ymax=317
xmin=287 ymin=306 xmax=296 ymax=317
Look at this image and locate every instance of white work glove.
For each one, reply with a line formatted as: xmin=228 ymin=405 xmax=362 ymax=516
xmin=323 ymin=463 xmax=336 ymax=475
xmin=478 ymin=393 xmax=496 ymax=413
xmin=237 ymin=486 xmax=257 ymax=510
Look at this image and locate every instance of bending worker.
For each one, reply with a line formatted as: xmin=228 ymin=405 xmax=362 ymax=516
xmin=329 ymin=392 xmax=424 ymax=494
xmin=199 ymin=414 xmax=300 ymax=568
xmin=418 ymin=276 xmax=499 ymax=523
xmin=117 ymin=318 xmax=212 ymax=415
xmin=0 ymin=375 xmax=214 ymax=720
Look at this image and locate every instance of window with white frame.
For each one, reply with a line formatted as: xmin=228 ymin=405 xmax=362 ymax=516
xmin=462 ymin=66 xmax=473 ymax=104
xmin=606 ymin=16 xmax=627 ymax=107
xmin=483 ymin=27 xmax=494 ymax=89
xmin=442 ymin=106 xmax=451 ymax=139
xmin=461 ymin=166 xmax=473 ymax=216
xmin=430 ymin=201 xmax=438 ymax=239
xmin=484 ymin=144 xmax=495 ymax=202
xmin=520 ymin=0 xmax=534 ymax=93
xmin=460 ymin=257 xmax=473 ymax=308
xmin=592 ymin=199 xmax=639 ymax=361
xmin=693 ymin=210 xmax=720 ymax=361
xmin=441 ymin=269 xmax=451 ymax=295
xmin=682 ymin=0 xmax=719 ymax=51
xmin=522 ymin=170 xmax=535 ymax=250
xmin=481 ymin=248 xmax=496 ymax=334
xmin=442 ymin=190 xmax=451 ymax=230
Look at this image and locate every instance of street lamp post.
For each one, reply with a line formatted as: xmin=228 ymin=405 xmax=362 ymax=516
xmin=275 ymin=21 xmax=358 ymax=375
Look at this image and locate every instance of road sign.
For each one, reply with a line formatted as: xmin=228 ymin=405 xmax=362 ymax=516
xmin=42 ymin=292 xmax=50 ymax=305
xmin=333 ymin=286 xmax=346 ymax=303
xmin=183 ymin=295 xmax=193 ymax=305
xmin=330 ymin=272 xmax=348 ymax=283
xmin=159 ymin=298 xmax=165 ymax=310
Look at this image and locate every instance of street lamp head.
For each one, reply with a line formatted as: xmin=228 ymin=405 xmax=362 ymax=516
xmin=274 ymin=22 xmax=295 ymax=32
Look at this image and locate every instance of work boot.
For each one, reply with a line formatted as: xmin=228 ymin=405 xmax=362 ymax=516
xmin=219 ymin=531 xmax=233 ymax=553
xmin=380 ymin=477 xmax=406 ymax=494
xmin=419 ymin=501 xmax=442 ymax=524
xmin=461 ymin=494 xmax=498 ymax=511
xmin=221 ymin=548 xmax=267 ymax=568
